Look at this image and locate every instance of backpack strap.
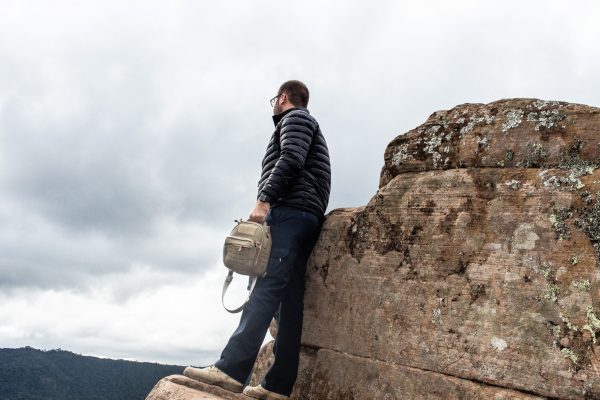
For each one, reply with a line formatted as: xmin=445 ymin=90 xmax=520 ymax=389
xmin=221 ymin=269 xmax=258 ymax=313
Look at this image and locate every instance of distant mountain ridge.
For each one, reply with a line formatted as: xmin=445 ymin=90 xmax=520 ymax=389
xmin=0 ymin=346 xmax=184 ymax=400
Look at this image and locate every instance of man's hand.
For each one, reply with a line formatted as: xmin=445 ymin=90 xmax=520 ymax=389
xmin=249 ymin=200 xmax=270 ymax=224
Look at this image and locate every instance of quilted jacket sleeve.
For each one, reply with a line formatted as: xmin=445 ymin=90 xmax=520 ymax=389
xmin=258 ymin=111 xmax=316 ymax=203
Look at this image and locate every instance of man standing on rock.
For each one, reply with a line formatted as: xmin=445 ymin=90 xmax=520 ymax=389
xmin=184 ymin=80 xmax=331 ymax=400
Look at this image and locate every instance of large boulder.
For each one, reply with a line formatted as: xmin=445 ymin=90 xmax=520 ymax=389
xmin=297 ymin=99 xmax=600 ymax=399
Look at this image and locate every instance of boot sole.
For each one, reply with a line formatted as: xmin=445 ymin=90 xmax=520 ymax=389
xmin=183 ymin=367 xmax=243 ymax=393
xmin=243 ymin=388 xmax=289 ymax=400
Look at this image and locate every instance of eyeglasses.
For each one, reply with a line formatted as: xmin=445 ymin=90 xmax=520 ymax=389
xmin=269 ymin=93 xmax=282 ymax=107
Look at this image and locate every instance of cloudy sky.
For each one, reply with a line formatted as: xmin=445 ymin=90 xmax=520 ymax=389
xmin=1 ymin=0 xmax=599 ymax=367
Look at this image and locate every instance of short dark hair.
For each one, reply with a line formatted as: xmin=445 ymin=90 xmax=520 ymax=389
xmin=278 ymin=80 xmax=309 ymax=108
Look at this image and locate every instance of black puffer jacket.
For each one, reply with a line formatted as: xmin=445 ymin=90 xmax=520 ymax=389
xmin=257 ymin=107 xmax=331 ymax=219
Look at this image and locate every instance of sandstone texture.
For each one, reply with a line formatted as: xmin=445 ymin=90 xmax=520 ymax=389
xmin=148 ymin=99 xmax=600 ymax=399
xmin=293 ymin=349 xmax=543 ymax=399
xmin=299 ymin=99 xmax=600 ymax=399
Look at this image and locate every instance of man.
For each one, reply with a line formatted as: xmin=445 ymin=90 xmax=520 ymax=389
xmin=184 ymin=80 xmax=331 ymax=399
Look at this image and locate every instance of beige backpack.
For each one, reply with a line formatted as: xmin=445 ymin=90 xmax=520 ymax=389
xmin=221 ymin=219 xmax=272 ymax=313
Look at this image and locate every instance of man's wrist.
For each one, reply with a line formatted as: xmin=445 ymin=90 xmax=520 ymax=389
xmin=257 ymin=192 xmax=271 ymax=203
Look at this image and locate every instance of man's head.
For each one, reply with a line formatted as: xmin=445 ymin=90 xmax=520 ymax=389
xmin=271 ymin=80 xmax=309 ymax=114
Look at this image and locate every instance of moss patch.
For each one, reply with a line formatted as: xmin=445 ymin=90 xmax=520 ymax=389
xmin=516 ymin=142 xmax=548 ymax=167
xmin=572 ymin=279 xmax=591 ymax=292
xmin=561 ymin=347 xmax=579 ymax=364
xmin=575 ymin=191 xmax=600 ymax=263
xmin=583 ymin=307 xmax=600 ymax=343
xmin=569 ymin=252 xmax=580 ymax=265
xmin=549 ymin=206 xmax=573 ymax=241
xmin=544 ymin=284 xmax=560 ymax=302
xmin=527 ymin=109 xmax=567 ymax=131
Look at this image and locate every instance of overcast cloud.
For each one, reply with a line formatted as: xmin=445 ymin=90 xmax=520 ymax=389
xmin=1 ymin=0 xmax=599 ymax=366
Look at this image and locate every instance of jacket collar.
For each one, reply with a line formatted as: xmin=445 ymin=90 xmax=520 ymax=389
xmin=272 ymin=106 xmax=310 ymax=126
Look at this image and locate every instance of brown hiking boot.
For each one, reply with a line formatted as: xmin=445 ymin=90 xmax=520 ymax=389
xmin=183 ymin=365 xmax=244 ymax=393
xmin=242 ymin=384 xmax=290 ymax=400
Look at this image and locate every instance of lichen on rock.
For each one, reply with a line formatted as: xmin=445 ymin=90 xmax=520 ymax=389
xmin=572 ymin=279 xmax=591 ymax=292
xmin=490 ymin=336 xmax=508 ymax=351
xmin=501 ymin=108 xmax=524 ymax=132
xmin=583 ymin=307 xmax=600 ymax=343
xmin=526 ymin=109 xmax=567 ymax=131
xmin=548 ymin=206 xmax=573 ymax=241
xmin=459 ymin=111 xmax=495 ymax=138
xmin=561 ymin=347 xmax=579 ymax=364
xmin=391 ymin=143 xmax=414 ymax=166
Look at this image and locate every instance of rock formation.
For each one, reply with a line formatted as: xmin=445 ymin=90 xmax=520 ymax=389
xmin=147 ymin=99 xmax=600 ymax=399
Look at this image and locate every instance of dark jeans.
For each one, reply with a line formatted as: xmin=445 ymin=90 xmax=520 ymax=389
xmin=214 ymin=205 xmax=322 ymax=396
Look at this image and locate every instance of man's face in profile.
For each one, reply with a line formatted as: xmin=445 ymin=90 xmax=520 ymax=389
xmin=272 ymin=92 xmax=283 ymax=115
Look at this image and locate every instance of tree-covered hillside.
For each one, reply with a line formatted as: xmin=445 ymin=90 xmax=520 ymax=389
xmin=0 ymin=347 xmax=184 ymax=400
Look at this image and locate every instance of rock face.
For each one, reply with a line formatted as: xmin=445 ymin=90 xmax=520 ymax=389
xmin=297 ymin=99 xmax=600 ymax=400
xmin=147 ymin=99 xmax=600 ymax=400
